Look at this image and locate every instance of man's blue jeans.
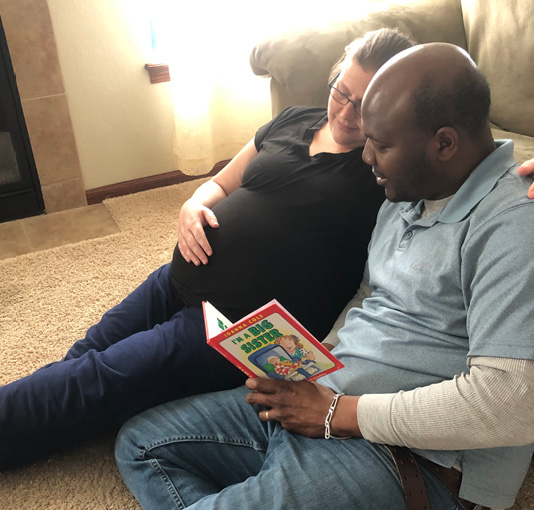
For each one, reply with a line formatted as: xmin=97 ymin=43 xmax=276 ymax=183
xmin=115 ymin=386 xmax=462 ymax=510
xmin=0 ymin=264 xmax=245 ymax=470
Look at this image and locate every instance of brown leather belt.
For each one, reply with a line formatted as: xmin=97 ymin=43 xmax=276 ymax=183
xmin=385 ymin=445 xmax=476 ymax=510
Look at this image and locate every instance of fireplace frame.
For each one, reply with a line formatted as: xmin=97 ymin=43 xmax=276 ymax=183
xmin=0 ymin=17 xmax=44 ymax=223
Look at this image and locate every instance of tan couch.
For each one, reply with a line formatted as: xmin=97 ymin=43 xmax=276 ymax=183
xmin=250 ymin=0 xmax=534 ymax=164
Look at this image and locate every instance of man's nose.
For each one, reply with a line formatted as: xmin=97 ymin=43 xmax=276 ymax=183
xmin=362 ymin=139 xmax=374 ymax=165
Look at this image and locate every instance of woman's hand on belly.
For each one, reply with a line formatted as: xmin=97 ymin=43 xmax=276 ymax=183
xmin=178 ymin=199 xmax=220 ymax=266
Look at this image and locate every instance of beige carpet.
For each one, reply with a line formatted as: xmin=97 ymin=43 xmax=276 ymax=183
xmin=0 ymin=181 xmax=533 ymax=509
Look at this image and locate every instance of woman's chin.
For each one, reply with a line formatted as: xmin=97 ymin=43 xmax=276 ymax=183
xmin=332 ymin=130 xmax=366 ymax=150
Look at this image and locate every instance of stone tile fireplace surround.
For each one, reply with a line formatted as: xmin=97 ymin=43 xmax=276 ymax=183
xmin=0 ymin=0 xmax=87 ymax=214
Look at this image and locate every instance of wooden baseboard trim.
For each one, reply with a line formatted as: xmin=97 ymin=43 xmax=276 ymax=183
xmin=86 ymin=160 xmax=230 ymax=205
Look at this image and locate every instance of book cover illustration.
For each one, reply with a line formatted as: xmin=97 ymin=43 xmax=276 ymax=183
xmin=203 ymin=299 xmax=344 ymax=382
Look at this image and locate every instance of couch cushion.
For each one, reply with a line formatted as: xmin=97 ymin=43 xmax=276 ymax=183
xmin=250 ymin=0 xmax=467 ymax=115
xmin=491 ymin=125 xmax=534 ymax=163
xmin=462 ymin=0 xmax=534 ymax=137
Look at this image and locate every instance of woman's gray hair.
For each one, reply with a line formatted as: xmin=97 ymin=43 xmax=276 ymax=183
xmin=329 ymin=28 xmax=416 ymax=82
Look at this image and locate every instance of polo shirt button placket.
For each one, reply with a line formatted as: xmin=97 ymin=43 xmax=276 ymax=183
xmin=399 ymin=229 xmax=414 ymax=250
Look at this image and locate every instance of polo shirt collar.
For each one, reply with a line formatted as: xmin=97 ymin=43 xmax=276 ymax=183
xmin=402 ymin=140 xmax=515 ymax=225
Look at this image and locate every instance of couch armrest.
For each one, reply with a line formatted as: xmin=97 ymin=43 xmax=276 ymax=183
xmin=250 ymin=0 xmax=467 ymax=116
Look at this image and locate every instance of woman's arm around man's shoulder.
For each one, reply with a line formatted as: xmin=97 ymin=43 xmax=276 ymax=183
xmin=517 ymin=157 xmax=534 ymax=199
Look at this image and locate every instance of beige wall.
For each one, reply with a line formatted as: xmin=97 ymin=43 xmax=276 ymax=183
xmin=1 ymin=0 xmax=177 ymax=203
xmin=47 ymin=0 xmax=176 ymax=190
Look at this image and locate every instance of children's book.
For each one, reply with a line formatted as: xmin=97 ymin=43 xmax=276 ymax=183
xmin=203 ymin=299 xmax=344 ymax=382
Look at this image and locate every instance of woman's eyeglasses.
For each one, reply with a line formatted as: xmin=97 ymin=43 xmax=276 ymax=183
xmin=328 ymin=72 xmax=362 ymax=114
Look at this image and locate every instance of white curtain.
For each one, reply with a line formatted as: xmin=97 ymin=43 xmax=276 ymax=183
xmin=150 ymin=1 xmax=367 ymax=174
xmin=151 ymin=2 xmax=276 ymax=174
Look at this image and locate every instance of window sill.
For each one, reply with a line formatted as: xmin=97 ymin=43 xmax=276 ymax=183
xmin=145 ymin=63 xmax=170 ymax=83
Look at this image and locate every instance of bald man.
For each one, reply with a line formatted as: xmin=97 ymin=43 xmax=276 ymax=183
xmin=115 ymin=43 xmax=534 ymax=510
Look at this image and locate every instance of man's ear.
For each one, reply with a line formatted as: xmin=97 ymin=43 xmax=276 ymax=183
xmin=433 ymin=127 xmax=458 ymax=161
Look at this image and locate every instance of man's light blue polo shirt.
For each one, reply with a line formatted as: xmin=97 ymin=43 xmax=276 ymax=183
xmin=322 ymin=140 xmax=534 ymax=507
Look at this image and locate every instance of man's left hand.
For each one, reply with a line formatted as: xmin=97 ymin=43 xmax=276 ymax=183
xmin=245 ymin=378 xmax=334 ymax=437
